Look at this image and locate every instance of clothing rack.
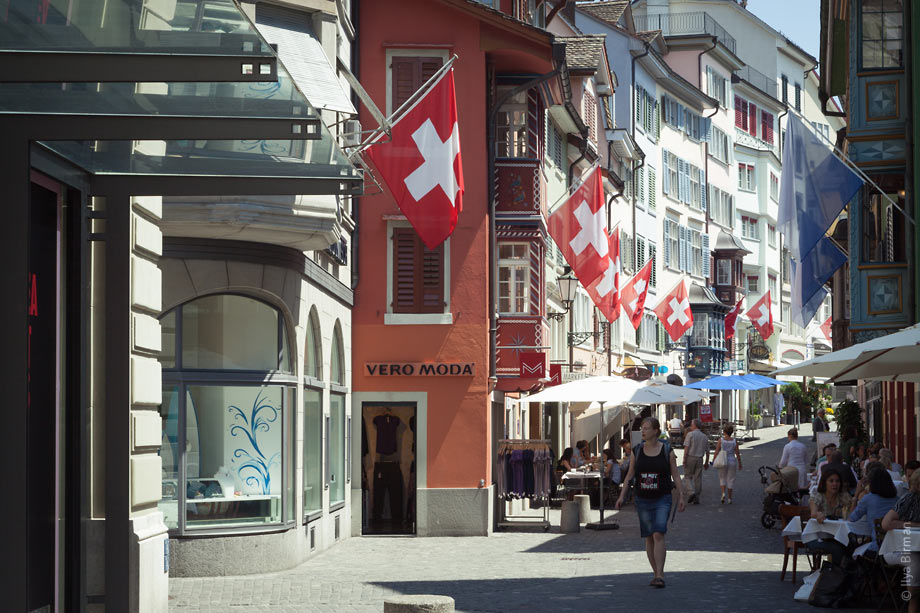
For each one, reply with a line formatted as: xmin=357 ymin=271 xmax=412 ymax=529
xmin=495 ymin=439 xmax=552 ymax=531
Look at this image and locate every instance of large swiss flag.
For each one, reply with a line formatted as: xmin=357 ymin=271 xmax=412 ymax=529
xmin=620 ymin=258 xmax=653 ymax=330
xmin=547 ymin=166 xmax=609 ymax=287
xmin=653 ymin=280 xmax=693 ymax=342
xmin=365 ymin=68 xmax=463 ymax=250
xmin=586 ymin=225 xmax=620 ymax=323
xmin=745 ymin=290 xmax=774 ymax=340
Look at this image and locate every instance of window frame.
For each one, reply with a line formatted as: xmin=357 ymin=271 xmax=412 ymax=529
xmin=738 ymin=163 xmax=755 ymax=192
xmin=498 ymin=242 xmax=532 ymax=315
xmin=385 ymin=49 xmax=449 ymax=116
xmin=716 ymin=259 xmax=731 ymax=285
xmin=742 ymin=216 xmax=759 ymax=240
xmin=746 ymin=275 xmax=760 ymax=294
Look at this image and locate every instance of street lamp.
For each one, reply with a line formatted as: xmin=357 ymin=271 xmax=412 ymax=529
xmin=547 ymin=269 xmax=579 ymax=321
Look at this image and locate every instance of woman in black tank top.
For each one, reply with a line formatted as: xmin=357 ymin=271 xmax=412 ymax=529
xmin=615 ymin=417 xmax=686 ymax=588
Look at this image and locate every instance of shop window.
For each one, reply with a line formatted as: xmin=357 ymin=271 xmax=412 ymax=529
xmin=303 ymin=308 xmax=323 ymax=518
xmin=160 ymin=294 xmax=295 ymax=533
xmin=860 ymin=0 xmax=903 ymax=69
xmin=305 ymin=308 xmax=322 ymax=379
xmin=328 ymin=325 xmax=347 ymax=506
xmin=499 ymin=242 xmax=531 ymax=314
xmin=391 ymin=226 xmax=446 ymax=314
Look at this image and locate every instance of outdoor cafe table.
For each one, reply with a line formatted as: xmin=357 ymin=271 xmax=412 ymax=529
xmin=879 ymin=528 xmax=920 ymax=558
xmin=561 ymin=471 xmax=602 ymax=497
xmin=782 ymin=516 xmax=872 ymax=545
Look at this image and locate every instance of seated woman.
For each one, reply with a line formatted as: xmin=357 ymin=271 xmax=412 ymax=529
xmin=603 ymin=448 xmax=622 ymax=485
xmin=557 ymin=447 xmax=575 ymax=473
xmin=805 ymin=468 xmax=853 ymax=566
xmin=848 ymin=467 xmax=898 ymax=554
xmin=882 ymin=470 xmax=920 ymax=613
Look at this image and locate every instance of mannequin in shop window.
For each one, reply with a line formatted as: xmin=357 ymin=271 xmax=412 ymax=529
xmin=372 ymin=409 xmax=404 ymax=523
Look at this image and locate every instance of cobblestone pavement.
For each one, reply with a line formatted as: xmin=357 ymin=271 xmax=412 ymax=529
xmin=170 ymin=424 xmax=875 ymax=612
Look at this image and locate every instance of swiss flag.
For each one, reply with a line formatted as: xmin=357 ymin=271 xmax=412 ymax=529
xmin=653 ymin=280 xmax=693 ymax=342
xmin=547 ymin=166 xmax=609 ymax=287
xmin=365 ymin=68 xmax=463 ymax=250
xmin=586 ymin=225 xmax=621 ymax=323
xmin=819 ymin=316 xmax=833 ymax=341
xmin=745 ymin=290 xmax=774 ymax=340
xmin=620 ymin=258 xmax=653 ymax=330
xmin=724 ymin=296 xmax=745 ymax=340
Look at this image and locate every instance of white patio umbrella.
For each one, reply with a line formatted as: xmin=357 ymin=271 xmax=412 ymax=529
xmin=828 ymin=324 xmax=920 ymax=382
xmin=525 ymin=375 xmax=644 ymax=530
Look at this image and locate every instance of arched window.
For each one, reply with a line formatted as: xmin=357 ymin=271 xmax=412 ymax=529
xmin=303 ymin=307 xmax=323 ymax=518
xmin=327 ymin=322 xmax=347 ymax=505
xmin=158 ymin=294 xmax=295 ymax=533
xmin=304 ymin=307 xmax=322 ymax=380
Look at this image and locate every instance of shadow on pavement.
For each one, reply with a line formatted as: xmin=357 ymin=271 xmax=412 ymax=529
xmin=371 ymin=570 xmax=836 ymax=612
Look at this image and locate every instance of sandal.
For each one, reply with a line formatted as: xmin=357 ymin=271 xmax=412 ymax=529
xmin=650 ymin=577 xmax=665 ymax=588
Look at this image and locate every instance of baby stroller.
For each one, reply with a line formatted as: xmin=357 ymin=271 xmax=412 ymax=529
xmin=759 ymin=465 xmax=803 ymax=528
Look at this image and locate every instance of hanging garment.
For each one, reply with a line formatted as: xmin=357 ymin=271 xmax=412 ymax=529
xmin=372 ymin=461 xmax=404 ymax=521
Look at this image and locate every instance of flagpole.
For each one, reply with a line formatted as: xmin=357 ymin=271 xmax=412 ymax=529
xmin=352 ymin=54 xmax=459 ymax=155
xmin=785 ymin=107 xmax=914 ymax=224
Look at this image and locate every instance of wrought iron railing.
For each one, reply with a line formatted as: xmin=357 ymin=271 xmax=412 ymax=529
xmin=733 ymin=65 xmax=778 ymax=99
xmin=634 ymin=12 xmax=736 ymax=55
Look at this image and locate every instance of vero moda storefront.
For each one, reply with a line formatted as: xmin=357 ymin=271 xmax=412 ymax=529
xmin=0 ymin=0 xmax=362 ymax=609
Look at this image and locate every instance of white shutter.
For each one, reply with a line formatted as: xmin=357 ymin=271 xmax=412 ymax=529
xmin=678 ymin=226 xmax=687 ymax=272
xmin=663 ymin=221 xmax=671 ymax=267
xmin=648 ymin=168 xmax=656 ymax=212
xmin=699 ymin=167 xmax=707 ymax=212
xmin=702 ymin=234 xmax=711 ymax=279
xmin=662 ymin=150 xmax=670 ymax=195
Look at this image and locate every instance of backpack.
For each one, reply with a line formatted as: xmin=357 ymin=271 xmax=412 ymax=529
xmin=808 ymin=561 xmax=861 ymax=608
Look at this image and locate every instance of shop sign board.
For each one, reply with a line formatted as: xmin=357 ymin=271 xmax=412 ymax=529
xmin=749 ymin=345 xmax=770 ymax=361
xmin=365 ymin=362 xmax=475 ymax=376
xmin=700 ymin=404 xmax=713 ymax=423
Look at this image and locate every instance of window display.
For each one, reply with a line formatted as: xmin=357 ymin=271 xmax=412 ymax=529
xmin=159 ymin=294 xmax=295 ymax=533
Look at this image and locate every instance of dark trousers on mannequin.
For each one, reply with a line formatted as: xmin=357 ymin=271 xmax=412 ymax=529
xmin=372 ymin=461 xmax=404 ymax=521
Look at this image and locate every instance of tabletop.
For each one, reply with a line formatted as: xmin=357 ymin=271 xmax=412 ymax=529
xmin=782 ymin=516 xmax=871 ymax=545
xmin=879 ymin=528 xmax=920 ymax=557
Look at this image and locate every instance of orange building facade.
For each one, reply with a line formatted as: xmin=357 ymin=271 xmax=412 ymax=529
xmin=352 ymin=0 xmax=561 ymax=535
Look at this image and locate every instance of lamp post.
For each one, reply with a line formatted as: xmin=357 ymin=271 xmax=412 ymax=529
xmin=556 ymin=271 xmax=580 ymax=375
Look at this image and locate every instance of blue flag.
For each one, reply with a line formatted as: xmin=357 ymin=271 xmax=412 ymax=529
xmin=778 ymin=114 xmax=863 ymax=325
xmin=789 ymin=237 xmax=846 ymax=327
xmin=778 ymin=114 xmax=863 ymax=262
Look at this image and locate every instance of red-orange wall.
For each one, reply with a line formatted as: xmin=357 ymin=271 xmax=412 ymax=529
xmin=355 ymin=0 xmax=490 ymax=489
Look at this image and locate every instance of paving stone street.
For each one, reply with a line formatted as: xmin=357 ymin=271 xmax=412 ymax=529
xmin=170 ymin=424 xmax=876 ymax=612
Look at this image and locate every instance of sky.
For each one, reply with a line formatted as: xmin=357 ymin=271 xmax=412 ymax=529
xmin=745 ymin=0 xmax=821 ymax=60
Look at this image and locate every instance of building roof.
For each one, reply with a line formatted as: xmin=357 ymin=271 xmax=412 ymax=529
xmin=576 ymin=1 xmax=629 ymax=26
xmin=636 ymin=29 xmax=661 ymax=43
xmin=713 ymin=229 xmax=752 ymax=254
xmin=556 ymin=34 xmax=607 ymax=72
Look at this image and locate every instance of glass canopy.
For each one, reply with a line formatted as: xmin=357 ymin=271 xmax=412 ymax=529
xmin=1 ymin=0 xmax=272 ymax=56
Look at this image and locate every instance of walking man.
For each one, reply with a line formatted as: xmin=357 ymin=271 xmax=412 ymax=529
xmin=683 ymin=419 xmax=710 ymax=504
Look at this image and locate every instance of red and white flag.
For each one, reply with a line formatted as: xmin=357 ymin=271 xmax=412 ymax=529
xmin=620 ymin=258 xmax=653 ymax=330
xmin=365 ymin=68 xmax=463 ymax=250
xmin=586 ymin=225 xmax=621 ymax=323
xmin=653 ymin=280 xmax=693 ymax=342
xmin=745 ymin=290 xmax=774 ymax=340
xmin=547 ymin=166 xmax=609 ymax=286
xmin=819 ymin=316 xmax=832 ymax=341
xmin=724 ymin=296 xmax=745 ymax=340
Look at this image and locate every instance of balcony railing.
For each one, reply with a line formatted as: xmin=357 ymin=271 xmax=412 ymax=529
xmin=733 ymin=65 xmax=778 ymax=99
xmin=634 ymin=12 xmax=736 ymax=55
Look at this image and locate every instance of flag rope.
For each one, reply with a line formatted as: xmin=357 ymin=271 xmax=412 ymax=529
xmin=352 ymin=55 xmax=459 ymax=156
xmin=785 ymin=107 xmax=914 ymax=225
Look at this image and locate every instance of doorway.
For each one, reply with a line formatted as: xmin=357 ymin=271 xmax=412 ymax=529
xmin=361 ymin=403 xmax=416 ymax=535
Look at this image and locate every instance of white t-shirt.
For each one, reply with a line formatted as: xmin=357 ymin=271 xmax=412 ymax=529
xmin=669 ymin=418 xmax=682 ymax=430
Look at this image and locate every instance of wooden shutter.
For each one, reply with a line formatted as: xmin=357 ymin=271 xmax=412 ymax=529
xmin=648 ymin=244 xmax=657 ymax=288
xmin=648 ymin=168 xmax=656 ymax=212
xmin=678 ymin=226 xmax=687 ymax=272
xmin=781 ymin=75 xmax=788 ymax=104
xmin=734 ymin=96 xmax=745 ymax=130
xmin=392 ymin=227 xmax=444 ymax=313
xmin=391 ymin=56 xmax=444 ymax=111
xmin=661 ymin=150 xmax=670 ymax=195
xmin=761 ymin=111 xmax=774 ymax=144
xmin=663 ymin=220 xmax=671 ymax=267
xmin=635 ymin=85 xmax=642 ymax=129
xmin=748 ymin=103 xmax=757 ymax=137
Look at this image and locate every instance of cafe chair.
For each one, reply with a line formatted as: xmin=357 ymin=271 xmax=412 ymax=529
xmin=779 ymin=505 xmax=822 ymax=583
xmin=857 ymin=518 xmax=904 ymax=611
